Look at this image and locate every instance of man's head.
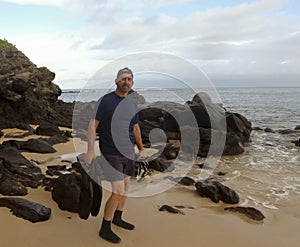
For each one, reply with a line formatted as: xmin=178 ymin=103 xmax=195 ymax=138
xmin=115 ymin=67 xmax=134 ymax=94
xmin=115 ymin=67 xmax=133 ymax=83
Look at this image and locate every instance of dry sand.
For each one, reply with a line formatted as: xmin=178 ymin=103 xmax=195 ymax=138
xmin=1 ymin=128 xmax=300 ymax=247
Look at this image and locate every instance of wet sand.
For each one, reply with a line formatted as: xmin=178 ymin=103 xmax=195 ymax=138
xmin=0 ymin=128 xmax=299 ymax=247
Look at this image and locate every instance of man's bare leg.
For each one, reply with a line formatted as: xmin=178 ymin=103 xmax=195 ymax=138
xmin=99 ymin=180 xmax=125 ymax=243
xmin=112 ymin=176 xmax=135 ymax=230
xmin=103 ymin=180 xmax=125 ymax=220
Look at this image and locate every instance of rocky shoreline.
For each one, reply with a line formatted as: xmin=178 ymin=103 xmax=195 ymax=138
xmin=1 ymin=41 xmax=299 ymax=226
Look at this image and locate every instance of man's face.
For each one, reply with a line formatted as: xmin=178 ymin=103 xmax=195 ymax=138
xmin=116 ymin=76 xmax=133 ymax=93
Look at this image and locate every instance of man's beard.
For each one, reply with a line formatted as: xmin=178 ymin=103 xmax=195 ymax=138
xmin=117 ymin=84 xmax=131 ymax=93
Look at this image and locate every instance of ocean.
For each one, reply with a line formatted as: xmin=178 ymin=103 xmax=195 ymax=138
xmin=59 ymin=87 xmax=300 ymax=210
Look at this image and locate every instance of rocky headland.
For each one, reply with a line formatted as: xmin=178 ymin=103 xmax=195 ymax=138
xmin=0 ymin=39 xmax=73 ymax=130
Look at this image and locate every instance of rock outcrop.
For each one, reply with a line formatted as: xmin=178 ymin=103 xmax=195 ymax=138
xmin=136 ymin=92 xmax=251 ymax=157
xmin=0 ymin=39 xmax=74 ymax=129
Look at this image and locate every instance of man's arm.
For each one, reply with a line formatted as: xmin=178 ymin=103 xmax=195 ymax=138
xmin=84 ymin=119 xmax=99 ymax=164
xmin=133 ymin=123 xmax=144 ymax=158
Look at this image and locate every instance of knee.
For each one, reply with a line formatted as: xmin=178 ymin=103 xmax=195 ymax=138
xmin=110 ymin=193 xmax=120 ymax=203
xmin=112 ymin=188 xmax=125 ymax=197
xmin=111 ymin=180 xmax=127 ymax=196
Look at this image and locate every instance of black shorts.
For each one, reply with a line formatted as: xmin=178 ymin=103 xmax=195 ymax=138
xmin=101 ymin=154 xmax=134 ymax=182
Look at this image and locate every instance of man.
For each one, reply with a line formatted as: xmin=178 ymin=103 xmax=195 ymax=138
xmin=84 ymin=67 xmax=144 ymax=243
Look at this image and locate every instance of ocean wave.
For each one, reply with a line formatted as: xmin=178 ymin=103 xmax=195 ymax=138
xmin=246 ymin=196 xmax=279 ymax=210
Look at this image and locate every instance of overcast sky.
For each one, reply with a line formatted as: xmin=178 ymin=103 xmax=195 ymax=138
xmin=0 ymin=0 xmax=300 ymax=89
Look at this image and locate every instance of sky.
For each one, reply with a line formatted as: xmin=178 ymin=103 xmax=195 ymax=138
xmin=0 ymin=0 xmax=300 ymax=89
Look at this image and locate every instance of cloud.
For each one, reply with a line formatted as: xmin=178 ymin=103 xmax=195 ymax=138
xmin=0 ymin=0 xmax=65 ymax=6
xmin=72 ymin=0 xmax=299 ymax=86
xmin=85 ymin=0 xmax=296 ymax=55
xmin=65 ymin=0 xmax=189 ymax=27
xmin=4 ymin=0 xmax=299 ymax=88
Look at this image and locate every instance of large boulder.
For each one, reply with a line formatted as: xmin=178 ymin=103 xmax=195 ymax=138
xmin=195 ymin=180 xmax=239 ymax=204
xmin=226 ymin=112 xmax=252 ymax=143
xmin=187 ymin=92 xmax=226 ymax=129
xmin=137 ymin=92 xmax=251 ymax=158
xmin=179 ymin=126 xmax=245 ymax=156
xmin=51 ymin=173 xmax=81 ymax=213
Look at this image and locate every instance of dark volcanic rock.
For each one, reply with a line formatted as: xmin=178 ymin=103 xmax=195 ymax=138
xmin=44 ymin=134 xmax=69 ymax=145
xmin=0 ymin=147 xmax=44 ymax=193
xmin=264 ymin=128 xmax=274 ymax=133
xmin=162 ymin=143 xmax=179 ymax=160
xmin=51 ymin=173 xmax=81 ymax=213
xmin=47 ymin=165 xmax=67 ymax=171
xmin=148 ymin=156 xmax=175 ymax=172
xmin=225 ymin=112 xmax=252 ymax=143
xmin=178 ymin=176 xmax=196 ymax=186
xmin=278 ymin=129 xmax=298 ymax=134
xmin=139 ymin=120 xmax=161 ymax=144
xmin=291 ymin=138 xmax=300 ymax=147
xmin=3 ymin=127 xmax=34 ymax=138
xmin=138 ymin=92 xmax=251 ymax=158
xmin=138 ymin=106 xmax=164 ymax=123
xmin=1 ymin=139 xmax=23 ymax=149
xmin=2 ymin=138 xmax=57 ymax=153
xmin=159 ymin=204 xmax=185 ymax=215
xmin=0 ymin=147 xmax=32 ymax=166
xmin=0 ymin=197 xmax=51 ymax=222
xmin=0 ymin=172 xmax=28 ymax=196
xmin=0 ymin=41 xmax=74 ymax=129
xmin=34 ymin=124 xmax=61 ymax=136
xmin=195 ymin=180 xmax=239 ymax=204
xmin=21 ymin=138 xmax=57 ymax=153
xmin=224 ymin=206 xmax=265 ymax=221
xmin=180 ymin=126 xmax=245 ymax=156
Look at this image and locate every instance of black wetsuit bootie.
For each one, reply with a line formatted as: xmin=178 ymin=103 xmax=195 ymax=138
xmin=112 ymin=210 xmax=135 ymax=230
xmin=99 ymin=219 xmax=121 ymax=243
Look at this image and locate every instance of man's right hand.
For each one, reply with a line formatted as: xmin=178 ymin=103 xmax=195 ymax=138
xmin=84 ymin=150 xmax=95 ymax=165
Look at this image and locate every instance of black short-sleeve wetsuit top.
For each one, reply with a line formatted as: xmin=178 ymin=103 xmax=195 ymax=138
xmin=94 ymin=92 xmax=138 ymax=157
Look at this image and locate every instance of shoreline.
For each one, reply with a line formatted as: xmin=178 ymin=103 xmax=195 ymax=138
xmin=1 ymin=182 xmax=299 ymax=247
xmin=1 ymin=128 xmax=300 ymax=247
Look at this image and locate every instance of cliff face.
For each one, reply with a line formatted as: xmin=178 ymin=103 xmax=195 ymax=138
xmin=0 ymin=40 xmax=73 ymax=129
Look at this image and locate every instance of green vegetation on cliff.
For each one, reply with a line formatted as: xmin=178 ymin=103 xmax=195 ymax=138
xmin=0 ymin=38 xmax=17 ymax=50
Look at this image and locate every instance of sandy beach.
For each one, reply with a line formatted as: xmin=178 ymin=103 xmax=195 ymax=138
xmin=1 ymin=128 xmax=300 ymax=247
